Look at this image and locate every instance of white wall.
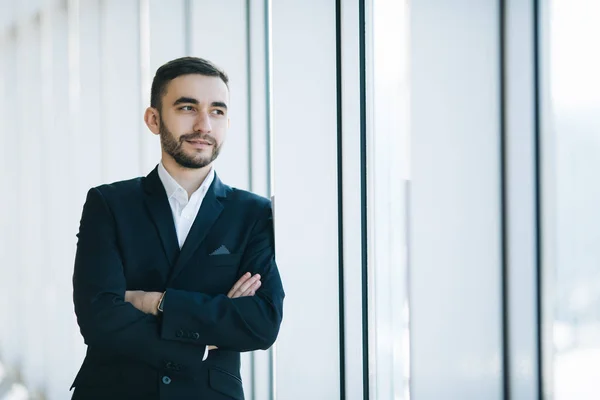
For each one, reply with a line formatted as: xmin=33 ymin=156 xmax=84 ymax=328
xmin=271 ymin=0 xmax=342 ymax=398
xmin=409 ymin=1 xmax=504 ymax=399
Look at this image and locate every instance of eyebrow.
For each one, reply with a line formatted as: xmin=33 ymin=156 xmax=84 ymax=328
xmin=173 ymin=97 xmax=228 ymax=110
xmin=211 ymin=101 xmax=228 ymax=110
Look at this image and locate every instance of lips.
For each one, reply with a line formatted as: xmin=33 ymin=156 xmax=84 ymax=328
xmin=186 ymin=139 xmax=211 ymax=145
xmin=184 ymin=138 xmax=214 ymax=148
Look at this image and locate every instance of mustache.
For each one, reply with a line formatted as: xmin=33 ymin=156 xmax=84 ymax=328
xmin=179 ymin=133 xmax=216 ymax=145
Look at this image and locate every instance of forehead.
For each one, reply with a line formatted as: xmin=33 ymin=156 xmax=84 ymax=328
xmin=163 ymin=74 xmax=229 ymax=105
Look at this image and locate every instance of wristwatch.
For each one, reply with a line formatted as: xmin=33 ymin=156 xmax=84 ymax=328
xmin=157 ymin=291 xmax=166 ymax=313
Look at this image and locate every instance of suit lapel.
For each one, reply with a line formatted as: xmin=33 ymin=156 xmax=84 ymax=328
xmin=142 ymin=167 xmax=180 ymax=268
xmin=167 ymin=174 xmax=229 ymax=283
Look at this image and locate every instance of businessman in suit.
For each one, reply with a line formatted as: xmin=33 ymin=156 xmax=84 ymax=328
xmin=71 ymin=57 xmax=284 ymax=399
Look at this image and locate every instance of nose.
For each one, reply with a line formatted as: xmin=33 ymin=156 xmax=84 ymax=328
xmin=193 ymin=111 xmax=212 ymax=133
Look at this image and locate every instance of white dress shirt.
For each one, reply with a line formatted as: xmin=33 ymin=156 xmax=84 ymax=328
xmin=158 ymin=161 xmax=215 ymax=248
xmin=157 ymin=161 xmax=215 ymax=361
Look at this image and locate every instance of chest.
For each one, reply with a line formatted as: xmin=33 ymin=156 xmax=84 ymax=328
xmin=119 ymin=211 xmax=250 ymax=295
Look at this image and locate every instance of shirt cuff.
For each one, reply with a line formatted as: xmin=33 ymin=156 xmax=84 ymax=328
xmin=202 ymin=345 xmax=209 ymax=361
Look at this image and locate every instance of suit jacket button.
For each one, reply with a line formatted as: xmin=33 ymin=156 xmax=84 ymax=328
xmin=193 ymin=332 xmax=200 ymax=340
xmin=176 ymin=330 xmax=183 ymax=338
xmin=162 ymin=376 xmax=172 ymax=385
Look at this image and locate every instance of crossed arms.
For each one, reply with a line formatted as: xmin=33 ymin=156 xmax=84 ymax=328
xmin=72 ymin=187 xmax=284 ymax=375
xmin=125 ymin=272 xmax=263 ymax=351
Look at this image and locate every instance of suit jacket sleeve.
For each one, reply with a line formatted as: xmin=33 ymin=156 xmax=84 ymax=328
xmin=160 ymin=200 xmax=285 ymax=352
xmin=73 ymin=187 xmax=208 ymax=374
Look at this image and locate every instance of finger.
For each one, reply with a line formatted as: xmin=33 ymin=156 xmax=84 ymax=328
xmin=230 ymin=275 xmax=258 ymax=298
xmin=228 ymin=272 xmax=252 ymax=295
xmin=227 ymin=272 xmax=252 ymax=298
xmin=235 ymin=274 xmax=261 ymax=297
xmin=239 ymin=280 xmax=261 ymax=297
xmin=230 ymin=275 xmax=260 ymax=299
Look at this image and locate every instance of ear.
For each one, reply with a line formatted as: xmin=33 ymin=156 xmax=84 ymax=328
xmin=144 ymin=107 xmax=161 ymax=135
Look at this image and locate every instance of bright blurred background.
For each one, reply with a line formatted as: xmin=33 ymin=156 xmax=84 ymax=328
xmin=0 ymin=0 xmax=599 ymax=399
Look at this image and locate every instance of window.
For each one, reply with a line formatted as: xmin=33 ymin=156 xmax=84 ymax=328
xmin=367 ymin=0 xmax=410 ymax=398
xmin=541 ymin=0 xmax=600 ymax=398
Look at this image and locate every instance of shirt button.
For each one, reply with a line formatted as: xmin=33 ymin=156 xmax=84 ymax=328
xmin=162 ymin=376 xmax=171 ymax=385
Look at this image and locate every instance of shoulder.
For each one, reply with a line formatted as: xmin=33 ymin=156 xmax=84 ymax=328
xmin=91 ymin=176 xmax=144 ymax=202
xmin=224 ymin=187 xmax=273 ymax=229
xmin=227 ymin=187 xmax=272 ymax=211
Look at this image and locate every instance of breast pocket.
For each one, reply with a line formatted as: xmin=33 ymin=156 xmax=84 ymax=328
xmin=206 ymin=253 xmax=243 ymax=267
xmin=177 ymin=252 xmax=244 ymax=294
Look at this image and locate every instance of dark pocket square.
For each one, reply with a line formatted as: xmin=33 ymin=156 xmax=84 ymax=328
xmin=210 ymin=245 xmax=230 ymax=256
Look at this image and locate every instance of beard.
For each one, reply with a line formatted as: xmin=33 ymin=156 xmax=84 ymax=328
xmin=159 ymin=116 xmax=222 ymax=169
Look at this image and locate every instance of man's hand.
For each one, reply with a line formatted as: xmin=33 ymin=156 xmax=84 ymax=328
xmin=227 ymin=272 xmax=261 ymax=298
xmin=124 ymin=290 xmax=162 ymax=316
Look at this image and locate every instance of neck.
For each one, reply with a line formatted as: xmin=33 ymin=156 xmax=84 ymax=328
xmin=161 ymin=154 xmax=212 ymax=197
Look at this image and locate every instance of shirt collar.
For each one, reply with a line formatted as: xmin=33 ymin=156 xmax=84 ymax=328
xmin=157 ymin=161 xmax=215 ymax=205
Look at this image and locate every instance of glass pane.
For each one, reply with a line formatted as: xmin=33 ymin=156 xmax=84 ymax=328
xmin=367 ymin=0 xmax=410 ymax=399
xmin=542 ymin=0 xmax=600 ymax=398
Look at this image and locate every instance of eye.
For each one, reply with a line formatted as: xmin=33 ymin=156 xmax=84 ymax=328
xmin=179 ymin=106 xmax=194 ymax=111
xmin=211 ymin=109 xmax=225 ymax=116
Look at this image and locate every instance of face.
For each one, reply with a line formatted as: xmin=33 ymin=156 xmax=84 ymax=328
xmin=149 ymin=74 xmax=229 ymax=169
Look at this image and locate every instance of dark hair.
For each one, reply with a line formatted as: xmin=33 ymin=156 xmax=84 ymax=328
xmin=150 ymin=56 xmax=229 ymax=111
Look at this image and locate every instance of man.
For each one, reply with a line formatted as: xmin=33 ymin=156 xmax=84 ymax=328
xmin=71 ymin=57 xmax=284 ymax=400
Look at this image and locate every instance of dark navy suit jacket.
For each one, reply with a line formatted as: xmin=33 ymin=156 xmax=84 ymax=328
xmin=71 ymin=166 xmax=284 ymax=400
